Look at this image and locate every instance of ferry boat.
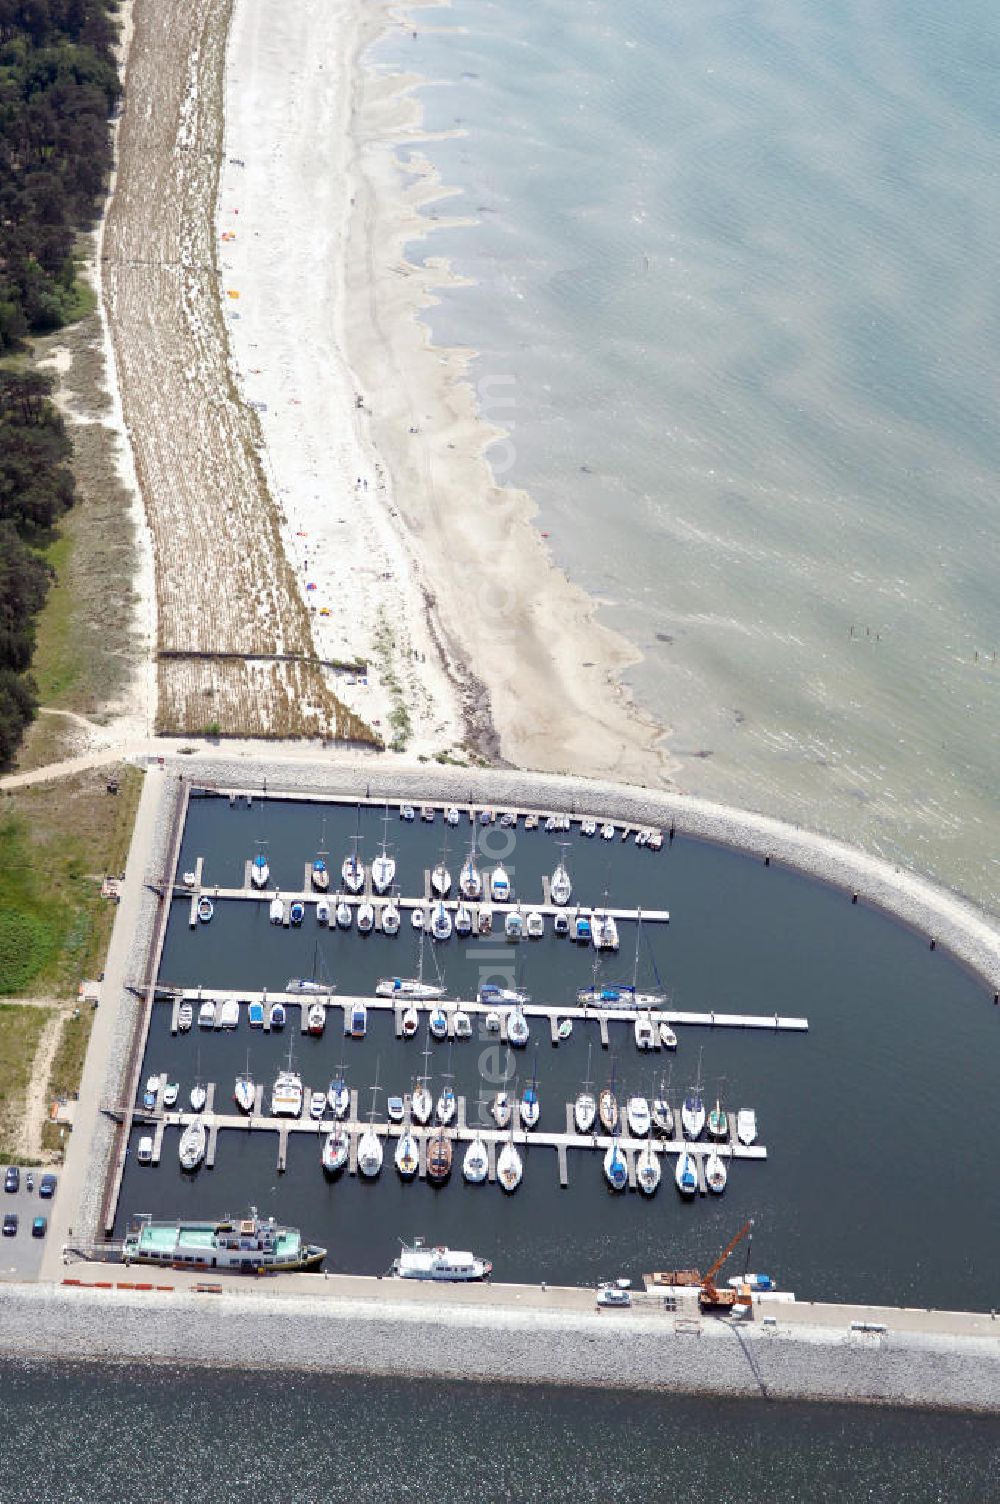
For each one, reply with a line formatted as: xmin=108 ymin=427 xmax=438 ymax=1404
xmin=392 ymin=1237 xmax=492 ymax=1282
xmin=123 ymin=1209 xmax=326 ymax=1272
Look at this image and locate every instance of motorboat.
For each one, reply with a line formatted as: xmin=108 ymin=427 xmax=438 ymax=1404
xmin=477 ymin=907 xmax=493 ymax=935
xmin=599 ymin=1086 xmax=619 ymax=1134
xmin=336 ymin=897 xmax=352 ymax=929
xmin=289 ymin=901 xmax=305 ymax=926
xmin=601 ymin=823 xmax=615 ymax=840
xmin=627 ymin=1096 xmax=651 ymax=1137
xmin=197 ymin=896 xmax=213 ymax=923
xmin=327 ymin=1074 xmax=350 ymax=1118
xmin=399 ymin=804 xmax=415 ymax=822
xmin=198 ymin=998 xmax=216 ymax=1029
xmin=387 ymin=1095 xmax=405 ymax=1123
xmin=348 ymin=1002 xmax=367 ymax=1038
xmin=496 ymin=1139 xmax=522 ymax=1192
xmin=177 ymin=1002 xmax=193 ymax=1032
xmin=603 ymin=1139 xmax=628 ymax=1191
xmin=526 ymin=911 xmax=544 ymax=939
xmin=455 ymin=904 xmax=473 ymax=936
xmin=463 ymin=1138 xmax=489 ymax=1183
xmin=190 ymin=1082 xmax=207 ymax=1112
xmin=675 ymin=1150 xmax=698 ymax=1196
xmin=310 ymin=858 xmax=329 ymax=892
xmin=179 ymin=1120 xmax=207 ymax=1171
xmin=708 ymin=1100 xmax=728 ymax=1140
xmin=453 ymin=1010 xmax=472 ymax=1039
xmin=248 ymin=1001 xmax=265 ymax=1029
xmin=123 ymin=1209 xmax=326 ymax=1272
xmin=307 ymin=1002 xmax=326 ymax=1035
xmin=357 ymin=901 xmax=375 ymax=934
xmin=137 ymin=1135 xmax=153 ymax=1165
xmin=499 ymin=810 xmax=516 ymax=829
xmin=142 ymin=1081 xmax=156 ymax=1111
xmin=234 ymin=1074 xmax=254 ymax=1113
xmin=162 ymin=1082 xmax=179 ymax=1109
xmin=286 ymin=976 xmax=335 ymax=996
xmin=490 ymin=865 xmax=510 ymax=902
xmin=425 ymin=1132 xmax=452 ymax=1183
xmin=309 ymin=1090 xmax=326 ymax=1120
xmin=736 ymin=1109 xmax=757 ymax=1146
xmin=392 ymin=1238 xmax=492 ymax=1281
xmin=401 ymin=1005 xmax=420 ymax=1038
xmin=557 ymin=1018 xmax=573 ymax=1041
xmin=459 ymin=849 xmax=483 ymax=900
xmin=484 ymin=1010 xmax=501 ymax=1033
xmin=219 ymin=998 xmax=240 ymax=1029
xmin=478 ymin=983 xmax=529 ymax=1006
xmin=445 ymin=806 xmax=461 ymax=826
xmin=581 ymin=819 xmax=597 ymax=837
xmin=636 ymin=1144 xmax=662 ymax=1195
xmin=436 ymin=1083 xmax=457 ymax=1125
xmin=357 ymin=1126 xmax=383 ymax=1178
xmin=550 ymin=858 xmax=572 ymax=907
xmin=322 ymin=1127 xmax=349 ymax=1174
xmin=659 ymin=1021 xmax=678 ymax=1050
xmin=250 ymin=852 xmax=269 ymax=889
xmin=491 ymin=1090 xmax=512 ymax=1129
xmin=431 ymin=860 xmax=452 ymax=898
xmin=381 ymin=901 xmax=400 ymax=935
xmin=271 ymin=1064 xmax=303 ymax=1118
xmin=593 ymin=913 xmax=619 ymax=951
xmin=634 ymin=1013 xmax=656 ymax=1050
xmin=705 ymin=1148 xmax=727 ymax=1194
xmin=429 ymin=1006 xmax=448 ymax=1040
xmin=316 ymin=897 xmax=331 ymax=925
xmin=507 ymin=1010 xmax=529 ymax=1047
xmin=420 ymin=805 xmax=435 ymax=823
xmin=411 ymin=907 xmax=425 ymax=930
xmin=395 ymin=1132 xmax=419 ymax=1178
xmin=574 ymin=913 xmax=592 ymax=943
xmin=504 ymin=910 xmax=523 ymax=941
xmin=479 ymin=808 xmax=493 ymax=826
xmin=269 ymin=897 xmax=284 ymax=924
xmin=524 ymin=813 xmax=539 ymax=830
xmin=553 ymin=912 xmax=570 ymax=937
xmin=411 ymin=1081 xmax=433 ymax=1125
xmin=430 ymin=902 xmax=452 ymax=942
xmin=269 ymin=1001 xmax=286 ymax=1030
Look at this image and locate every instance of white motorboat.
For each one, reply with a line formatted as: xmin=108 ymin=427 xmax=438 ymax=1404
xmin=177 ymin=1002 xmax=193 ymax=1032
xmin=234 ymin=1074 xmax=254 ymax=1113
xmin=431 ymin=861 xmax=452 ymax=898
xmin=603 ymin=1139 xmax=628 ymax=1191
xmin=550 ymin=855 xmax=572 ymax=906
xmin=459 ymin=848 xmax=483 ymax=900
xmin=455 ymin=904 xmax=473 ymax=936
xmin=430 ymin=902 xmax=452 ymax=941
xmin=411 ymin=1081 xmax=433 ymax=1125
xmin=381 ymin=900 xmax=400 ymax=935
xmin=357 ymin=1127 xmax=383 ymax=1178
xmin=491 ymin=1090 xmax=513 ymax=1128
xmin=162 ymin=1082 xmax=179 ymax=1109
xmin=322 ymin=1127 xmax=349 ymax=1174
xmin=705 ymin=1148 xmax=727 ymax=1194
xmin=190 ymin=1083 xmax=207 ymax=1112
xmin=336 ymin=897 xmax=352 ymax=929
xmin=348 ymin=1002 xmax=367 ymax=1038
xmin=272 ymin=1050 xmax=304 ymax=1118
xmin=309 ymin=1090 xmax=326 ymax=1120
xmin=601 ymin=822 xmax=615 ymax=840
xmin=179 ymin=1120 xmax=206 ymax=1171
xmin=307 ymin=1002 xmax=326 ymax=1035
xmin=490 ymin=865 xmax=510 ymax=902
xmin=198 ymin=998 xmax=216 ymax=1029
xmin=553 ymin=912 xmax=570 ymax=937
xmin=477 ymin=906 xmax=493 ymax=935
xmin=269 ymin=1001 xmax=286 ymax=1030
xmin=675 ymin=1150 xmax=698 ymax=1196
xmin=395 ymin=1132 xmax=419 ymax=1178
xmin=197 ymin=896 xmax=213 ymax=923
xmin=507 ymin=1009 xmax=529 ymax=1047
xmin=219 ymin=998 xmax=240 ymax=1030
xmin=581 ymin=819 xmax=597 ymax=837
xmin=453 ymin=1009 xmax=471 ymax=1039
xmin=736 ymin=1108 xmax=757 ymax=1146
xmin=420 ymin=805 xmax=435 ymax=823
xmin=634 ymin=1013 xmax=656 ymax=1050
xmin=526 ymin=910 xmax=544 ymax=939
xmin=137 ymin=1135 xmax=153 ymax=1165
xmin=627 ymin=1096 xmax=651 ymax=1137
xmin=593 ymin=913 xmax=619 ymax=951
xmin=269 ymin=897 xmax=284 ymax=924
xmin=288 ymin=899 xmax=304 ymax=925
xmin=429 ymin=1006 xmax=448 ymax=1040
xmin=652 ymin=1086 xmax=673 ymax=1137
xmin=505 ymin=910 xmax=523 ymax=941
xmin=387 ymin=1095 xmax=405 ymax=1123
xmin=250 ymin=852 xmax=269 ymax=889
xmin=411 ymin=906 xmax=424 ymax=930
xmin=401 ymin=1005 xmax=419 ymax=1038
xmin=659 ymin=1021 xmax=678 ymax=1050
xmin=399 ymin=804 xmax=415 ymax=822
xmin=497 ymin=1139 xmax=522 ymax=1192
xmin=524 ymin=813 xmax=539 ymax=830
xmin=357 ymin=901 xmax=375 ymax=934
xmin=636 ymin=1143 xmax=661 ymax=1195
xmin=316 ymin=897 xmax=331 ymax=925
xmin=392 ymin=1238 xmax=492 ymax=1281
xmin=463 ymin=1137 xmax=489 ymax=1183
xmin=557 ymin=1018 xmax=573 ymax=1041
xmin=445 ymin=806 xmax=461 ymax=826
xmin=484 ymin=1010 xmax=501 ymax=1033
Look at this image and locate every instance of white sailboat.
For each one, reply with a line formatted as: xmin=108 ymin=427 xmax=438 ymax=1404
xmin=636 ymin=1071 xmax=661 ymax=1194
xmin=377 ymin=929 xmax=445 ymax=1000
xmin=411 ymin=1038 xmax=433 ymax=1125
xmin=371 ymin=808 xmax=396 ymax=894
xmin=357 ymin=1069 xmax=383 ymax=1178
xmin=675 ymin=1148 xmax=698 ymax=1196
xmin=431 ymin=838 xmax=452 ymax=897
xmin=335 ymin=896 xmax=352 ymax=929
xmin=626 ymin=1095 xmax=651 ymax=1137
xmin=681 ymin=1047 xmax=706 ymax=1139
xmin=459 ymin=837 xmax=483 ymax=900
xmin=357 ymin=900 xmax=375 ymax=934
xmin=322 ymin=1125 xmax=349 ymax=1174
xmin=341 ymin=809 xmax=365 ymax=894
xmin=497 ymin=1119 xmax=523 ymax=1192
xmin=574 ymin=1043 xmax=597 ymax=1134
xmin=507 ymin=1008 xmax=529 ymax=1047
xmin=705 ymin=1146 xmax=728 ymax=1194
xmin=395 ymin=1130 xmax=419 ymax=1179
xmin=234 ymin=1055 xmax=254 ymax=1114
xmin=550 ymin=843 xmax=572 ymax=906
xmin=327 ymin=1060 xmax=350 ymax=1118
xmin=381 ymin=896 xmax=401 ymax=934
xmin=463 ymin=1136 xmax=489 ymax=1184
xmin=603 ymin=1137 xmax=628 ymax=1192
xmin=430 ymin=900 xmax=453 ymax=941
xmin=520 ymin=1047 xmax=540 ymax=1129
xmin=179 ymin=1119 xmax=206 ymax=1171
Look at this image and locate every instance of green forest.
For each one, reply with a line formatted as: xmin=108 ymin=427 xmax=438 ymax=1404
xmin=0 ymin=0 xmax=119 ymax=766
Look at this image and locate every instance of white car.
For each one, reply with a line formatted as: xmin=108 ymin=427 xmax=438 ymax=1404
xmin=596 ymin=1285 xmax=631 ymax=1308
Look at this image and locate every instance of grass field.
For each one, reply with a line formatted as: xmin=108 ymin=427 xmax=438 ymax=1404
xmin=0 ymin=1003 xmax=51 ymax=1161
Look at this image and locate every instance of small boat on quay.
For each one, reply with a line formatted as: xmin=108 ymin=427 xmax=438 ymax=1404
xmin=463 ymin=1137 xmax=489 ymax=1183
xmin=550 ymin=847 xmax=572 ymax=906
xmin=705 ymin=1147 xmax=728 ymax=1194
xmin=177 ymin=1002 xmax=193 ymax=1032
xmin=198 ymin=997 xmax=216 ymax=1029
xmin=675 ymin=1149 xmax=698 ymax=1196
xmin=421 ymin=805 xmax=435 ymax=823
xmin=459 ymin=842 xmax=483 ymax=900
xmin=507 ymin=1009 xmax=529 ymax=1047
xmin=219 ymin=998 xmax=240 ymax=1030
xmin=123 ymin=1209 xmax=326 ymax=1272
xmin=490 ymin=864 xmax=510 ymax=902
xmin=575 ymin=1045 xmax=597 ymax=1134
xmin=603 ymin=1138 xmax=628 ymax=1192
xmin=248 ymin=1000 xmax=265 ymax=1028
xmin=401 ymin=1005 xmax=419 ymax=1038
xmin=269 ymin=897 xmax=284 ymax=925
xmin=430 ymin=901 xmax=453 ymax=942
xmin=357 ymin=901 xmax=375 ymax=934
xmin=322 ymin=1126 xmax=349 ymax=1175
xmin=392 ymin=1237 xmax=492 ymax=1282
xmin=289 ymin=901 xmax=305 ymax=926
xmin=581 ymin=819 xmax=597 ymax=837
xmin=307 ymin=1002 xmax=326 ymax=1035
xmin=381 ymin=898 xmax=400 ymax=935
xmin=736 ymin=1109 xmax=757 ymax=1146
xmin=601 ymin=823 xmax=615 ymax=841
xmin=250 ymin=848 xmax=270 ymax=889
xmin=524 ymin=813 xmax=539 ymax=830
xmin=708 ymin=1099 xmax=728 ymax=1140
xmin=497 ymin=1136 xmax=522 ymax=1193
xmin=197 ymin=896 xmax=214 ymax=923
xmin=269 ymin=1001 xmax=286 ymax=1030
xmin=179 ymin=1120 xmax=206 ymax=1172
xmin=348 ymin=1002 xmax=367 ymax=1038
xmin=395 ymin=1132 xmax=419 ymax=1179
xmin=426 ymin=1131 xmax=453 ymax=1183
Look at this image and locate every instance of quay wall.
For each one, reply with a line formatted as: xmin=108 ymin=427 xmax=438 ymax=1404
xmin=169 ymin=754 xmax=1000 ymax=989
xmin=4 ymin=1282 xmax=1000 ymax=1413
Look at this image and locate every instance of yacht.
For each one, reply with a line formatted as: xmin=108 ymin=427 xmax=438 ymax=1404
xmin=376 ymin=963 xmax=445 ymax=1001
xmin=463 ymin=1138 xmax=489 ymax=1184
xmin=431 ymin=858 xmax=452 ymax=898
xmin=122 ymin=1209 xmax=325 ymax=1272
xmin=162 ymin=1082 xmax=179 ymax=1109
xmin=603 ymin=1139 xmax=628 ymax=1191
xmin=652 ymin=1081 xmax=674 ymax=1136
xmin=179 ymin=1120 xmax=206 ymax=1172
xmin=507 ymin=1009 xmax=529 ymax=1047
xmin=399 ymin=804 xmax=415 ymax=822
xmin=490 ymin=865 xmax=510 ymax=903
xmin=322 ymin=1127 xmax=349 ymax=1175
xmin=250 ymin=851 xmax=270 ymax=889
xmin=526 ymin=911 xmax=544 ymax=939
xmin=316 ymin=898 xmax=331 ymax=926
xmin=477 ymin=983 xmax=529 ymax=1006
xmin=177 ymin=1002 xmax=193 ymax=1032
xmin=358 ymin=1117 xmax=384 ymax=1178
xmin=198 ymin=997 xmax=216 ymax=1029
xmin=599 ymin=1083 xmax=619 ymax=1135
xmin=682 ymin=1052 xmax=706 ymax=1139
xmin=411 ymin=906 xmax=425 ymax=930
xmin=453 ymin=1009 xmax=471 ymax=1039
xmin=271 ymin=1051 xmax=304 ymax=1118
xmin=496 ymin=1139 xmax=522 ymax=1192
xmin=341 ymin=825 xmax=365 ymax=894
xmin=601 ymin=823 xmax=615 ymax=840
xmin=411 ymin=1079 xmax=433 ymax=1125
xmin=426 ymin=1132 xmax=453 ymax=1183
xmin=581 ymin=819 xmax=597 ymax=837
xmin=627 ymin=1096 xmax=651 ymax=1137
xmin=430 ymin=901 xmax=453 ymax=942
xmin=436 ymin=1081 xmax=457 ymax=1126
xmin=550 ymin=851 xmax=572 ymax=906
xmin=387 ymin=1095 xmax=405 ymax=1123
xmin=675 ymin=1150 xmax=698 ymax=1197
xmin=705 ymin=1147 xmax=728 ymax=1194
xmin=459 ymin=844 xmax=483 ymax=900
xmin=392 ymin=1238 xmax=492 ymax=1281
xmin=636 ymin=1142 xmax=661 ymax=1195
xmin=381 ymin=899 xmax=401 ymax=935
xmin=137 ymin=1135 xmax=153 ymax=1166
xmin=309 ymin=1090 xmax=326 ymax=1120
xmin=394 ymin=1132 xmax=419 ymax=1179
xmin=553 ymin=912 xmax=570 ymax=937
xmin=190 ymin=1082 xmax=207 ymax=1112
xmin=592 ymin=913 xmax=620 ymax=951
xmin=248 ymin=1001 xmax=264 ymax=1028
xmin=357 ymin=901 xmax=375 ymax=934
xmin=574 ymin=913 xmax=592 ymax=943
xmin=429 ymin=1006 xmax=448 ymax=1040
xmin=477 ymin=907 xmax=493 ymax=935
xmin=659 ymin=1021 xmax=678 ymax=1050
xmin=574 ymin=1044 xmax=597 ymax=1134
xmin=445 ymin=806 xmax=461 ymax=826
xmin=520 ymin=1078 xmax=540 ymax=1130
xmin=736 ymin=1109 xmax=757 ymax=1146
xmin=708 ymin=1099 xmax=728 ymax=1140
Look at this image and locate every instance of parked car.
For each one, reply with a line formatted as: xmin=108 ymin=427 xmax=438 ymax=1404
xmin=596 ymin=1284 xmax=631 ymax=1308
xmin=4 ymin=1166 xmax=20 ymax=1193
xmin=39 ymin=1174 xmax=57 ymax=1199
xmin=31 ymin=1216 xmax=47 ymax=1238
xmin=2 ymin=1213 xmax=18 ymax=1237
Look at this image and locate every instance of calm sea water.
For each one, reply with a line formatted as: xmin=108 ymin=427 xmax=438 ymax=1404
xmin=368 ymin=0 xmax=1000 ymax=914
xmin=3 ymin=1358 xmax=999 ymax=1502
xmin=115 ymin=797 xmax=1000 ymax=1308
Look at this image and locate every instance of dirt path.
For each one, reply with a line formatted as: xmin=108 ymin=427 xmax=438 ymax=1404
xmin=12 ymin=1004 xmax=66 ymax=1163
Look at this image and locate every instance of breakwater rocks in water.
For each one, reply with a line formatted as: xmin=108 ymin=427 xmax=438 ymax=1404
xmin=4 ymin=1282 xmax=1000 ymax=1413
xmin=167 ymin=755 xmax=1000 ymax=988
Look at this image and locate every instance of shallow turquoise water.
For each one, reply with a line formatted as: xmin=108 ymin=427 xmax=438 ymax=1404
xmin=369 ymin=0 xmax=1000 ymax=911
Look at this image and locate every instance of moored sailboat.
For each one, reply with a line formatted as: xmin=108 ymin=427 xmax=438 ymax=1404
xmin=574 ymin=1043 xmax=597 ymax=1134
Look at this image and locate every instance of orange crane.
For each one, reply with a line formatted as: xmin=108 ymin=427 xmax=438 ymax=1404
xmin=698 ymin=1219 xmax=753 ymax=1312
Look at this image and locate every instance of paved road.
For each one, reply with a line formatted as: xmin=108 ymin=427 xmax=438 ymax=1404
xmin=0 ymin=1177 xmax=49 ymax=1281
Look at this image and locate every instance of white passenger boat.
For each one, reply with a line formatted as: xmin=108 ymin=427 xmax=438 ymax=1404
xmin=627 ymin=1096 xmax=651 ymax=1137
xmin=463 ymin=1138 xmax=489 ymax=1183
xmin=636 ymin=1143 xmax=662 ymax=1195
xmin=395 ymin=1132 xmax=419 ymax=1179
xmin=490 ymin=865 xmax=510 ymax=902
xmin=381 ymin=900 xmax=400 ymax=935
xmin=392 ymin=1238 xmax=492 ymax=1281
xmin=430 ymin=901 xmax=452 ymax=942
xmin=705 ymin=1148 xmax=727 ymax=1194
xmin=250 ymin=851 xmax=270 ymax=889
xmin=526 ymin=910 xmax=544 ymax=939
xmin=179 ymin=1120 xmax=206 ymax=1171
xmin=123 ymin=1209 xmax=326 ymax=1271
xmin=219 ymin=998 xmax=240 ymax=1030
xmin=675 ymin=1150 xmax=698 ymax=1196
xmin=177 ymin=1002 xmax=193 ymax=1032
xmin=737 ymin=1108 xmax=757 ymax=1146
xmin=357 ymin=901 xmax=375 ymax=934
xmin=603 ymin=1139 xmax=628 ymax=1191
xmin=507 ymin=1009 xmax=529 ymax=1047
xmin=496 ymin=1139 xmax=522 ymax=1192
xmin=269 ymin=897 xmax=284 ymax=925
xmin=198 ymin=998 xmax=216 ymax=1029
xmin=197 ymin=896 xmax=213 ymax=923
xmin=322 ymin=1127 xmax=349 ymax=1175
